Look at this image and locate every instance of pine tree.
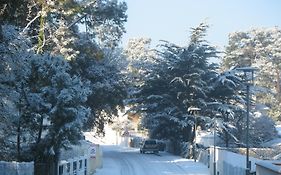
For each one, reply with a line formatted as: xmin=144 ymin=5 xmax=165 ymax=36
xmin=127 ymin=23 xmax=220 ymax=147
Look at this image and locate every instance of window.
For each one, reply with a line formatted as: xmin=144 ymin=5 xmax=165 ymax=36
xmin=73 ymin=161 xmax=77 ymax=171
xmin=79 ymin=160 xmax=83 ymax=169
xmin=84 ymin=159 xmax=87 ymax=175
xmin=84 ymin=159 xmax=87 ymax=167
xmin=73 ymin=161 xmax=77 ymax=175
xmin=66 ymin=163 xmax=70 ymax=173
xmin=59 ymin=165 xmax=64 ymax=175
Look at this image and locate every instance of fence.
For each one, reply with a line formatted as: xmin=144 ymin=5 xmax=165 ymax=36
xmin=0 ymin=161 xmax=34 ymax=175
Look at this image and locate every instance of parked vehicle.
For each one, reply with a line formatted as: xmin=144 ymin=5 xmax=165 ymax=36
xmin=157 ymin=140 xmax=166 ymax=151
xmin=140 ymin=139 xmax=159 ymax=154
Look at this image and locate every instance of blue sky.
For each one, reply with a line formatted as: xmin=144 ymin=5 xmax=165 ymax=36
xmin=121 ymin=0 xmax=281 ymax=50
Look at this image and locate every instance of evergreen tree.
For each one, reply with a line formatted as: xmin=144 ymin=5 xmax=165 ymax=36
xmin=0 ymin=25 xmax=91 ymax=172
xmin=1 ymin=0 xmax=128 ymax=135
xmin=128 ymin=23 xmax=220 ymax=146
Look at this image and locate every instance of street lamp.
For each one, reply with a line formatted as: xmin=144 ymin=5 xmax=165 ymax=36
xmin=213 ymin=113 xmax=222 ymax=175
xmin=188 ymin=107 xmax=201 ymax=162
xmin=236 ymin=67 xmax=258 ymax=175
xmin=224 ymin=109 xmax=231 ymax=147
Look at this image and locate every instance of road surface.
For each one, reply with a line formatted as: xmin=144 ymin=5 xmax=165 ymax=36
xmin=95 ymin=145 xmax=210 ymax=175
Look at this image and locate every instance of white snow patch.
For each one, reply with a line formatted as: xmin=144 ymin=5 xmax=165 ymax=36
xmin=95 ymin=145 xmax=210 ymax=175
xmin=276 ymin=125 xmax=281 ymax=136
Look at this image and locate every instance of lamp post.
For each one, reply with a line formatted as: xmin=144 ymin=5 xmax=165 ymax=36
xmin=224 ymin=110 xmax=231 ymax=148
xmin=213 ymin=113 xmax=222 ymax=175
xmin=236 ymin=67 xmax=258 ymax=175
xmin=188 ymin=107 xmax=201 ymax=162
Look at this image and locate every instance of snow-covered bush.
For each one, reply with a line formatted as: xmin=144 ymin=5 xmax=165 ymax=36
xmin=250 ymin=113 xmax=278 ymax=146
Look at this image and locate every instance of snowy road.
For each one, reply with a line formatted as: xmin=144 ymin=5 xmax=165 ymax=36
xmin=95 ymin=145 xmax=210 ymax=175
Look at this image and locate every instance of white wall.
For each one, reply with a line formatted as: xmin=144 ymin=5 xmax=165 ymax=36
xmin=256 ymin=162 xmax=281 ymax=175
xmin=58 ymin=141 xmax=103 ymax=175
xmin=0 ymin=161 xmax=34 ymax=175
xmin=209 ymin=147 xmax=262 ymax=175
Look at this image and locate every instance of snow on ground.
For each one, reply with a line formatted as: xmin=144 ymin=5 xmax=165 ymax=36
xmin=85 ymin=124 xmax=209 ymax=175
xmin=95 ymin=145 xmax=210 ymax=175
xmin=276 ymin=125 xmax=281 ymax=136
xmin=84 ymin=124 xmax=120 ymax=145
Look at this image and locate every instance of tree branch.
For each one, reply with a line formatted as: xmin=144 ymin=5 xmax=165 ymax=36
xmin=22 ymin=13 xmax=41 ymax=33
xmin=67 ymin=0 xmax=97 ymax=28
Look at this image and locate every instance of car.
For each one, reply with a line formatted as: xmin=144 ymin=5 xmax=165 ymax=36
xmin=140 ymin=139 xmax=159 ymax=154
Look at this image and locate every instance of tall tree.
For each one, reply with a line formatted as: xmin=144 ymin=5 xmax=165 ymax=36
xmin=70 ymin=35 xmax=127 ymax=134
xmin=0 ymin=0 xmax=127 ymax=56
xmin=222 ymin=27 xmax=281 ymax=121
xmin=1 ymin=0 xmax=128 ymax=133
xmin=0 ymin=25 xmax=92 ymax=173
xmin=127 ymin=23 xmax=220 ymax=147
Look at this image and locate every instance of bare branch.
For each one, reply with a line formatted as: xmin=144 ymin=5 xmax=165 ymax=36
xmin=67 ymin=0 xmax=98 ymax=29
xmin=22 ymin=13 xmax=41 ymax=33
xmin=67 ymin=13 xmax=87 ymax=28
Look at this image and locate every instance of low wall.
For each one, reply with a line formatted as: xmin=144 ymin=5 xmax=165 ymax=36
xmin=198 ymin=149 xmax=209 ymax=167
xmin=209 ymin=147 xmax=261 ymax=175
xmin=0 ymin=161 xmax=34 ymax=175
xmin=256 ymin=162 xmax=281 ymax=175
xmin=58 ymin=141 xmax=103 ymax=175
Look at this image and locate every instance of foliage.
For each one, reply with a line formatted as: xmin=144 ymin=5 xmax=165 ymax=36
xmin=1 ymin=0 xmax=128 ymax=134
xmin=70 ymin=35 xmax=127 ymax=134
xmin=0 ymin=25 xmax=91 ymax=163
xmin=222 ymin=27 xmax=281 ymax=121
xmin=0 ymin=0 xmax=128 ymax=167
xmin=250 ymin=113 xmax=277 ymax=146
xmin=123 ymin=37 xmax=157 ymax=98
xmin=0 ymin=25 xmax=32 ymax=161
xmin=127 ymin=23 xmax=221 ymax=144
xmin=0 ymin=0 xmax=127 ymax=55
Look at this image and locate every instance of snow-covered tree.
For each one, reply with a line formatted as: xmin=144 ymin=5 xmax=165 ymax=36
xmin=123 ymin=37 xmax=158 ymax=102
xmin=222 ymin=27 xmax=281 ymax=121
xmin=0 ymin=25 xmax=32 ymax=161
xmin=128 ymin=23 xmax=220 ymax=147
xmin=1 ymin=0 xmax=129 ymax=136
xmin=1 ymin=0 xmax=127 ymax=56
xmin=0 ymin=25 xmax=92 ymax=170
xmin=70 ymin=35 xmax=127 ymax=135
xmin=219 ymin=27 xmax=281 ymax=146
xmin=250 ymin=113 xmax=277 ymax=146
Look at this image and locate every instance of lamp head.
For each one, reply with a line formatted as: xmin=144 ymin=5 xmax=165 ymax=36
xmin=236 ymin=66 xmax=258 ymax=83
xmin=188 ymin=107 xmax=201 ymax=112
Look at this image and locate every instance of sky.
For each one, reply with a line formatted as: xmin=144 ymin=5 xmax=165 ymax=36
xmin=121 ymin=0 xmax=281 ymax=50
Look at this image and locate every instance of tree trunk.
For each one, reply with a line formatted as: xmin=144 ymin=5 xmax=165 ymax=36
xmin=36 ymin=115 xmax=44 ymax=144
xmin=48 ymin=146 xmax=60 ymax=175
xmin=37 ymin=0 xmax=47 ymax=54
